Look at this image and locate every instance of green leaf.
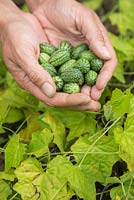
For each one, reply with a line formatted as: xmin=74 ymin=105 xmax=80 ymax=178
xmin=109 ymin=33 xmax=134 ymax=61
xmin=71 ymin=135 xmax=119 ymax=183
xmin=3 ymin=108 xmax=24 ymax=124
xmin=5 ymin=134 xmax=25 ymax=171
xmin=84 ymin=0 xmax=103 ymax=10
xmin=6 ymin=73 xmax=39 ymax=108
xmin=46 ymin=108 xmax=96 ymax=141
xmin=113 ymin=50 xmax=125 ymax=83
xmin=104 ymin=89 xmax=131 ymax=120
xmin=28 ymin=128 xmax=53 ymax=157
xmin=41 ymin=111 xmax=66 ymax=152
xmin=130 ymin=96 xmax=134 ymax=112
xmin=109 ymin=0 xmax=134 ymax=35
xmin=0 ymin=98 xmax=24 ymax=132
xmin=110 ymin=172 xmax=134 ymax=200
xmin=114 ymin=112 xmax=134 ymax=171
xmin=0 ymin=179 xmax=12 ymax=200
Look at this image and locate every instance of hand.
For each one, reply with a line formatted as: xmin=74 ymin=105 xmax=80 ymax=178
xmin=28 ymin=0 xmax=117 ymax=107
xmin=1 ymin=13 xmax=93 ymax=109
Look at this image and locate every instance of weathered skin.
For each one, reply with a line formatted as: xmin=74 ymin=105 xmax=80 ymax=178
xmin=0 ymin=0 xmax=117 ymax=111
xmin=26 ymin=0 xmax=117 ymax=105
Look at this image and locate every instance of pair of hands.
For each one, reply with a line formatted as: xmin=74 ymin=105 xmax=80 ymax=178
xmin=1 ymin=0 xmax=117 ymax=111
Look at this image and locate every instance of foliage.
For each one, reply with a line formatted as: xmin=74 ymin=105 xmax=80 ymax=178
xmin=0 ymin=0 xmax=134 ymax=200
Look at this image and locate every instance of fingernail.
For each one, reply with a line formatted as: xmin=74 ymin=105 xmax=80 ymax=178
xmin=41 ymin=82 xmax=56 ymax=97
xmin=102 ymin=47 xmax=111 ymax=59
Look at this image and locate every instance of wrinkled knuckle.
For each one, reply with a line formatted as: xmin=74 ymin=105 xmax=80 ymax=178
xmin=29 ymin=71 xmax=41 ymax=84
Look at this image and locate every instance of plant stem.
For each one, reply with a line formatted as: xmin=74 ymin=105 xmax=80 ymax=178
xmin=78 ymin=117 xmax=121 ymax=167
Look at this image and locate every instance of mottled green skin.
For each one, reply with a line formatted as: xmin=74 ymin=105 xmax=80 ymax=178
xmin=53 ymin=76 xmax=64 ymax=91
xmin=72 ymin=43 xmax=89 ymax=59
xmin=80 ymin=50 xmax=96 ymax=61
xmin=40 ymin=42 xmax=56 ymax=55
xmin=49 ymin=50 xmax=71 ymax=67
xmin=39 ymin=53 xmax=50 ymax=64
xmin=75 ymin=58 xmax=90 ymax=74
xmin=58 ymin=59 xmax=77 ymax=74
xmin=91 ymin=58 xmax=103 ymax=72
xmin=63 ymin=83 xmax=80 ymax=94
xmin=85 ymin=70 xmax=98 ymax=86
xmin=41 ymin=63 xmax=57 ymax=77
xmin=59 ymin=41 xmax=73 ymax=53
xmin=61 ymin=68 xmax=84 ymax=85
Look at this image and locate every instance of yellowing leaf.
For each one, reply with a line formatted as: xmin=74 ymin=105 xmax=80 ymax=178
xmin=14 ymin=157 xmax=43 ymax=182
xmin=19 ymin=110 xmax=42 ymax=142
xmin=47 ymin=156 xmax=96 ymax=200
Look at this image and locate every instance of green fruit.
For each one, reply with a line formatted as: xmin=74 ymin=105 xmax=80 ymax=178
xmin=91 ymin=58 xmax=103 ymax=72
xmin=41 ymin=63 xmax=57 ymax=77
xmin=58 ymin=59 xmax=77 ymax=74
xmin=85 ymin=70 xmax=98 ymax=86
xmin=61 ymin=68 xmax=84 ymax=85
xmin=80 ymin=50 xmax=96 ymax=61
xmin=75 ymin=58 xmax=90 ymax=74
xmin=72 ymin=43 xmax=89 ymax=59
xmin=59 ymin=41 xmax=72 ymax=52
xmin=40 ymin=42 xmax=56 ymax=55
xmin=53 ymin=76 xmax=64 ymax=91
xmin=39 ymin=53 xmax=50 ymax=64
xmin=49 ymin=49 xmax=71 ymax=67
xmin=63 ymin=83 xmax=80 ymax=94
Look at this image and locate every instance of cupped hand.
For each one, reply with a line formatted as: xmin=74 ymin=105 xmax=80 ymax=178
xmin=1 ymin=13 xmax=94 ymax=109
xmin=32 ymin=0 xmax=117 ymax=103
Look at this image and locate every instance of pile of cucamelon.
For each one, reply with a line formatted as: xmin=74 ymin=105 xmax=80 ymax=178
xmin=39 ymin=41 xmax=103 ymax=94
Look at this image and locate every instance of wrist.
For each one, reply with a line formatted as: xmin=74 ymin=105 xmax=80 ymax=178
xmin=0 ymin=1 xmax=24 ymax=42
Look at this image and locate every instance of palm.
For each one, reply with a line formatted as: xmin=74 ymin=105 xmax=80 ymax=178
xmin=34 ymin=0 xmax=86 ymax=47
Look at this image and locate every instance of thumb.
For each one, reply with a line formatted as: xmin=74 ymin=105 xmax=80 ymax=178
xmin=20 ymin=54 xmax=56 ymax=98
xmin=80 ymin=8 xmax=111 ymax=60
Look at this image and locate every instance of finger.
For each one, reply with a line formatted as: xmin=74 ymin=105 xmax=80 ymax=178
xmin=92 ymin=13 xmax=118 ymax=90
xmin=71 ymin=100 xmax=101 ymax=111
xmin=49 ymin=92 xmax=91 ymax=107
xmin=11 ymin=68 xmax=91 ymax=107
xmin=80 ymin=7 xmax=111 ymax=60
xmin=81 ymin=84 xmax=91 ymax=96
xmin=90 ymin=85 xmax=104 ymax=101
xmin=16 ymin=51 xmax=56 ymax=98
